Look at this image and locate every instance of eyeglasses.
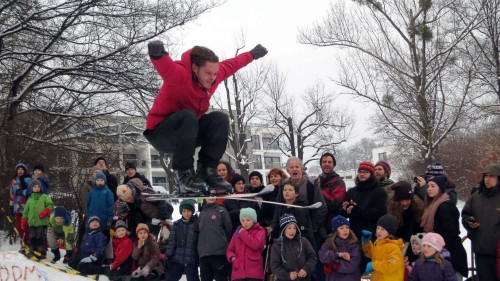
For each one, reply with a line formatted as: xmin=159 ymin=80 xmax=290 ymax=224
xmin=358 ymin=170 xmax=371 ymax=174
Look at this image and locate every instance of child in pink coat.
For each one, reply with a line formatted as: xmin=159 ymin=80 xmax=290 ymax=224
xmin=226 ymin=208 xmax=267 ymax=281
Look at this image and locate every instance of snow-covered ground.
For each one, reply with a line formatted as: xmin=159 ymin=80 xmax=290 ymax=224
xmin=0 ymin=200 xmax=474 ymax=280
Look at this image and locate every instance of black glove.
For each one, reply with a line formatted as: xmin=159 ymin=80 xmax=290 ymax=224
xmin=148 ymin=40 xmax=169 ymax=59
xmin=250 ymin=44 xmax=268 ymax=60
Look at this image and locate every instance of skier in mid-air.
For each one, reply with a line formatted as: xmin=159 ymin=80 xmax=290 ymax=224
xmin=143 ymin=40 xmax=268 ymax=196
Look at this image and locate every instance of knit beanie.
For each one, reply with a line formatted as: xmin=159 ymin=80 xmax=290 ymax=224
xmin=279 ymin=213 xmax=300 ymax=236
xmin=425 ymin=162 xmax=445 ymax=176
xmin=91 ymin=165 xmax=102 ymax=174
xmin=33 ymin=163 xmax=45 ymax=173
xmin=410 ymin=233 xmax=425 ymax=247
xmin=239 ymin=208 xmax=257 ymax=223
xmin=231 ymin=173 xmax=246 ymax=187
xmin=115 ymin=202 xmax=130 ymax=214
xmin=125 ymin=162 xmax=136 ymax=170
xmin=422 ymin=232 xmax=445 ymax=252
xmin=358 ymin=161 xmax=375 ymax=174
xmin=375 ymin=161 xmax=391 ymax=178
xmin=94 ymin=156 xmax=106 ymax=166
xmin=115 ymin=220 xmax=128 ymax=231
xmin=29 ymin=179 xmax=42 ymax=192
xmin=377 ymin=214 xmax=398 ymax=236
xmin=54 ymin=206 xmax=66 ymax=218
xmin=117 ymin=184 xmax=133 ymax=202
xmin=136 ymin=223 xmax=149 ymax=235
xmin=15 ymin=163 xmax=28 ymax=173
xmin=249 ymin=171 xmax=263 ymax=184
xmin=482 ymin=163 xmax=500 ymax=176
xmin=95 ymin=172 xmax=107 ymax=182
xmin=391 ymin=181 xmax=413 ymax=201
xmin=427 ymin=175 xmax=448 ymax=193
xmin=179 ymin=199 xmax=196 ymax=214
xmin=88 ymin=216 xmax=100 ymax=227
xmin=320 ymin=152 xmax=336 ymax=166
xmin=331 ymin=215 xmax=350 ymax=231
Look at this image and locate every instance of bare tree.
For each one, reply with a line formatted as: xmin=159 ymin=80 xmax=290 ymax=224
xmin=0 ymin=0 xmax=221 ymax=193
xmin=334 ymin=138 xmax=378 ymax=171
xmin=298 ymin=0 xmax=483 ymax=163
xmin=263 ymin=67 xmax=354 ymax=167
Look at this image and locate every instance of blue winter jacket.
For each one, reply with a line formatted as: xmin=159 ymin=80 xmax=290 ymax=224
xmin=87 ymin=185 xmax=114 ymax=230
xmin=80 ymin=228 xmax=107 ymax=259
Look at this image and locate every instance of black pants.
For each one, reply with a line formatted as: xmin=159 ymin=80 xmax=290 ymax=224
xmin=475 ymin=254 xmax=499 ymax=281
xmin=29 ymin=226 xmax=47 ymax=253
xmin=144 ymin=110 xmax=229 ymax=170
xmin=199 ymin=255 xmax=229 ymax=281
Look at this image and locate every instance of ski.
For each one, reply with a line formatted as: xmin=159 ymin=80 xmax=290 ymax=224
xmin=144 ymin=184 xmax=275 ymax=200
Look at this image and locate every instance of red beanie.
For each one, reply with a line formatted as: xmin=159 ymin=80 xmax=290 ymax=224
xmin=358 ymin=161 xmax=375 ymax=174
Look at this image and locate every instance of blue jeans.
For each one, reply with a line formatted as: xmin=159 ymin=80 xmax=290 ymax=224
xmin=166 ymin=261 xmax=200 ymax=281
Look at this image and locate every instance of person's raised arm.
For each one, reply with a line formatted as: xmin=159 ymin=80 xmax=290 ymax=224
xmin=148 ymin=40 xmax=187 ymax=85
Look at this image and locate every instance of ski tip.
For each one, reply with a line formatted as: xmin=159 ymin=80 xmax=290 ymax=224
xmin=261 ymin=184 xmax=275 ymax=194
xmin=309 ymin=202 xmax=323 ymax=209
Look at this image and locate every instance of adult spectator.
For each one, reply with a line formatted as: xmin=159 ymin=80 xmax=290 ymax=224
xmin=217 ymin=161 xmax=235 ymax=184
xmin=374 ymin=161 xmax=394 ymax=187
xmin=386 ymin=181 xmax=424 ymax=243
xmin=94 ymin=156 xmax=119 ymax=201
xmin=261 ymin=167 xmax=288 ymax=232
xmin=314 ymin=152 xmax=346 ymax=234
xmin=413 ymin=162 xmax=457 ymax=205
xmin=33 ymin=163 xmax=50 ymax=194
xmin=247 ymin=171 xmax=265 ymax=193
xmin=420 ymin=175 xmax=468 ymax=279
xmin=123 ymin=161 xmax=152 ymax=188
xmin=462 ymin=163 xmax=500 ymax=281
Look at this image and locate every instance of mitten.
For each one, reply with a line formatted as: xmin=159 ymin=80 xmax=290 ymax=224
xmin=364 ymin=261 xmax=373 ymax=274
xmin=361 ymin=230 xmax=372 ymax=243
xmin=148 ymin=40 xmax=168 ymax=59
xmin=250 ymin=44 xmax=268 ymax=60
xmin=80 ymin=255 xmax=97 ymax=263
xmin=131 ymin=268 xmax=142 ymax=278
xmin=39 ymin=207 xmax=51 ymax=219
xmin=141 ymin=265 xmax=150 ymax=276
xmin=21 ymin=218 xmax=28 ymax=231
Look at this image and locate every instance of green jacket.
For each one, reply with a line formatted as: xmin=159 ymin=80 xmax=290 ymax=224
xmin=22 ymin=193 xmax=54 ymax=227
xmin=49 ymin=214 xmax=75 ymax=250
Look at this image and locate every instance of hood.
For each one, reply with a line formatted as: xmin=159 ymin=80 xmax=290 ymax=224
xmin=375 ymin=237 xmax=405 ymax=250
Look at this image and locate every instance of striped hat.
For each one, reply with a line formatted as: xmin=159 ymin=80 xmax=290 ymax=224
xmin=117 ymin=185 xmax=133 ymax=202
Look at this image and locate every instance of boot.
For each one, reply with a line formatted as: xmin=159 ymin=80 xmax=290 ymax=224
xmin=174 ymin=169 xmax=209 ymax=195
xmin=196 ymin=163 xmax=233 ymax=194
xmin=51 ymin=248 xmax=61 ymax=262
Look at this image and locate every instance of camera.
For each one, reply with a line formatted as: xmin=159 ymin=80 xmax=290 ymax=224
xmin=413 ymin=175 xmax=428 ymax=183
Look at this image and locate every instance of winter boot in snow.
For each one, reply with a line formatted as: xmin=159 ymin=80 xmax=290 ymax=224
xmin=173 ymin=169 xmax=210 ymax=195
xmin=196 ymin=163 xmax=233 ymax=194
xmin=51 ymin=248 xmax=61 ymax=262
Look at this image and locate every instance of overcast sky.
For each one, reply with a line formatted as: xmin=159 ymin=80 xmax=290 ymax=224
xmin=164 ymin=0 xmax=373 ymax=144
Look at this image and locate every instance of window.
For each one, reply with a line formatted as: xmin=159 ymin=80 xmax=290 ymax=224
xmin=152 ymin=177 xmax=167 ymax=190
xmin=151 ymin=155 xmax=161 ymax=167
xmin=262 ymin=136 xmax=279 ymax=150
xmin=252 ymin=135 xmax=261 ymax=150
xmin=254 ymin=155 xmax=262 ymax=169
xmin=378 ymin=152 xmax=388 ymax=162
xmin=264 ymin=156 xmax=281 ymax=169
xmin=124 ymin=154 xmax=137 ymax=164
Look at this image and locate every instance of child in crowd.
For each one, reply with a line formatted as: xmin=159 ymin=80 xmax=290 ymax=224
xmin=407 ymin=233 xmax=425 ymax=271
xmin=166 ymin=200 xmax=200 ymax=281
xmin=72 ymin=216 xmax=107 ymax=274
xmin=319 ymin=215 xmax=361 ymax=281
xmin=270 ymin=214 xmax=317 ymax=281
xmin=409 ymin=232 xmax=456 ymax=281
xmin=131 ymin=223 xmax=164 ymax=280
xmin=198 ymin=197 xmax=233 ymax=281
xmin=87 ymin=172 xmax=114 ymax=238
xmin=223 ymin=174 xmax=260 ymax=233
xmin=47 ymin=206 xmax=75 ymax=263
xmin=21 ymin=179 xmax=54 ymax=258
xmin=113 ymin=201 xmax=134 ymax=237
xmin=361 ymin=214 xmax=405 ymax=281
xmin=11 ymin=163 xmax=32 ymax=246
xmin=105 ymin=220 xmax=133 ymax=280
xmin=33 ymin=163 xmax=50 ymax=194
xmin=226 ymin=207 xmax=266 ymax=281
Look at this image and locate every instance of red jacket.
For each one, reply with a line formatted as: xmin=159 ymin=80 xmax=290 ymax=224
xmin=146 ymin=49 xmax=254 ymax=129
xmin=112 ymin=235 xmax=134 ymax=271
xmin=226 ymin=223 xmax=266 ymax=281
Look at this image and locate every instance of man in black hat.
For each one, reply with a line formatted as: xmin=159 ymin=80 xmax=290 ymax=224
xmin=123 ymin=161 xmax=152 ymax=188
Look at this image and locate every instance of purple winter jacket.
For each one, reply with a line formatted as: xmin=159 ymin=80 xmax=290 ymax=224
xmin=409 ymin=258 xmax=456 ymax=281
xmin=318 ymin=236 xmax=361 ymax=281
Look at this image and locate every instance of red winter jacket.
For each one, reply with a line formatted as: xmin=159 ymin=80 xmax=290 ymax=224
xmin=226 ymin=223 xmax=267 ymax=281
xmin=112 ymin=235 xmax=134 ymax=271
xmin=146 ymin=49 xmax=254 ymax=130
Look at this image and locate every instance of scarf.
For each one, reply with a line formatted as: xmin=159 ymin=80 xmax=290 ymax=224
xmin=319 ymin=172 xmax=337 ymax=188
xmin=420 ymin=193 xmax=450 ymax=232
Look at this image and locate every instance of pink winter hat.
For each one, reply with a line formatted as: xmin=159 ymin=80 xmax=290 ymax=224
xmin=422 ymin=232 xmax=445 ymax=252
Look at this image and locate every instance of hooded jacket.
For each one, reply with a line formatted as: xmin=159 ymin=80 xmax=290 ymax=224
xmin=226 ymin=223 xmax=267 ymax=280
xmin=22 ymin=192 xmax=54 ymax=227
xmin=362 ymin=237 xmax=405 ymax=281
xmin=270 ymin=235 xmax=317 ymax=281
xmin=319 ymin=236 xmax=361 ymax=281
xmin=49 ymin=211 xmax=75 ymax=250
xmin=10 ymin=176 xmax=32 ymax=214
xmin=146 ymin=49 xmax=254 ymax=129
xmin=80 ymin=227 xmax=107 ymax=258
xmin=197 ymin=202 xmax=233 ymax=258
xmin=87 ymin=184 xmax=114 ymax=229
